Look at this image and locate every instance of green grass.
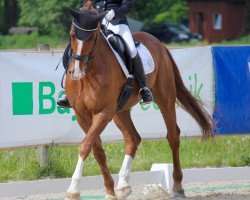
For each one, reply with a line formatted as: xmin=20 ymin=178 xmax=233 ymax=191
xmin=0 ymin=32 xmax=68 ymax=50
xmin=0 ymin=135 xmax=249 ymax=183
xmin=218 ymin=34 xmax=250 ymax=45
xmin=167 ymin=34 xmax=250 ymax=47
xmin=0 ymin=33 xmax=249 ymax=50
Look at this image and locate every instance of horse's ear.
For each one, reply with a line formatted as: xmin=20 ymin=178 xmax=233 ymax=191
xmin=93 ymin=11 xmax=109 ymax=22
xmin=67 ymin=7 xmax=80 ymax=20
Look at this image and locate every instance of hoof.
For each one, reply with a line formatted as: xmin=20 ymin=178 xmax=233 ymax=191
xmin=65 ymin=192 xmax=80 ymax=200
xmin=116 ymin=186 xmax=132 ymax=200
xmin=105 ymin=194 xmax=118 ymax=200
xmin=173 ymin=191 xmax=186 ymax=198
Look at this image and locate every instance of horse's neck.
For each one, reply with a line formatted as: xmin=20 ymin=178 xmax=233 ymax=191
xmin=84 ymin=33 xmax=111 ymax=76
xmin=85 ymin=31 xmax=124 ymax=83
xmin=91 ymin=31 xmax=109 ymax=65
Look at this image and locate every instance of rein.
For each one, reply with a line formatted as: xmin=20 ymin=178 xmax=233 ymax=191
xmin=71 ymin=51 xmax=91 ymax=66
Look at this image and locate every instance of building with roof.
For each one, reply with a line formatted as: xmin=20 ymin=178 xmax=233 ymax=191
xmin=188 ymin=0 xmax=247 ymax=43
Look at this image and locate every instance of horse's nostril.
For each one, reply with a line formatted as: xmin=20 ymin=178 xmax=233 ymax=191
xmin=69 ymin=70 xmax=74 ymax=79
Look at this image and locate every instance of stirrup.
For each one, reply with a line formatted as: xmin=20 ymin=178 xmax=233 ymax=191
xmin=138 ymin=87 xmax=153 ymax=105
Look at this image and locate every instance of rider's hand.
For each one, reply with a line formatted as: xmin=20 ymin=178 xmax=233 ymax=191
xmin=105 ymin=9 xmax=115 ymax=21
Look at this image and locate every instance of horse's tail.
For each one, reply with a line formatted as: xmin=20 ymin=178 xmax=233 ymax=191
xmin=165 ymin=48 xmax=213 ymax=138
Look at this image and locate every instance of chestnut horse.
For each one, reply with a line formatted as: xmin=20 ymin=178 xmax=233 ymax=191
xmin=64 ymin=3 xmax=212 ymax=200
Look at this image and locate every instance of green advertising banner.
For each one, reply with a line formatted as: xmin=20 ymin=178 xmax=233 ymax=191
xmin=0 ymin=47 xmax=213 ymax=148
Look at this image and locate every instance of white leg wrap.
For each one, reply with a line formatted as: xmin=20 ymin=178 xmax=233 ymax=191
xmin=67 ymin=155 xmax=85 ymax=194
xmin=116 ymin=155 xmax=133 ymax=190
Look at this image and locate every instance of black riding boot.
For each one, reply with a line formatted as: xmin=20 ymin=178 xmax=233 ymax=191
xmin=132 ymin=52 xmax=153 ymax=104
xmin=57 ymin=96 xmax=71 ymax=108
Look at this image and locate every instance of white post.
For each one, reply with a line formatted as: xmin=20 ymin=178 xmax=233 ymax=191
xmin=37 ymin=145 xmax=49 ymax=167
xmin=37 ymin=44 xmax=49 ymax=51
xmin=151 ymin=163 xmax=173 ymax=193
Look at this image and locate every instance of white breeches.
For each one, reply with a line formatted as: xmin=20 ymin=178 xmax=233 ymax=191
xmin=102 ymin=19 xmax=137 ymax=58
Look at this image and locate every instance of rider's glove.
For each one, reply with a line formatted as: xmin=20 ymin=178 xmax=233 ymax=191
xmin=105 ymin=9 xmax=115 ymax=21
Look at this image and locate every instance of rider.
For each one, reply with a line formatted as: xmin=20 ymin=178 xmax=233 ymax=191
xmin=57 ymin=0 xmax=153 ymax=108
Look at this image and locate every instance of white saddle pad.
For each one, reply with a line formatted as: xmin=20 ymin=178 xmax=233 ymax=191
xmin=103 ymin=33 xmax=155 ymax=78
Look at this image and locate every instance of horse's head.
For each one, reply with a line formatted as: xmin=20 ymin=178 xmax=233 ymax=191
xmin=67 ymin=4 xmax=107 ymax=80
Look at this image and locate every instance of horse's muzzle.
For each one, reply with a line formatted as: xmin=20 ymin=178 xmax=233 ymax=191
xmin=69 ymin=69 xmax=85 ymax=80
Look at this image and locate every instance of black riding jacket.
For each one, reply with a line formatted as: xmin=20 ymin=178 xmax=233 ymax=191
xmin=94 ymin=0 xmax=133 ymax=25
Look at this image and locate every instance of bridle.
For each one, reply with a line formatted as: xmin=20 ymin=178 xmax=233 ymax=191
xmin=70 ymin=18 xmax=99 ymax=69
xmin=66 ymin=6 xmax=108 ymax=78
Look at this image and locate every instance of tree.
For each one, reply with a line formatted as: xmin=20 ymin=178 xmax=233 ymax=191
xmin=0 ymin=0 xmax=4 ymax=34
xmin=242 ymin=0 xmax=250 ymax=35
xmin=130 ymin=0 xmax=170 ymax=22
xmin=0 ymin=0 xmax=19 ymax=35
xmin=18 ymin=0 xmax=80 ymax=36
xmin=17 ymin=0 xmax=189 ymax=37
xmin=131 ymin=0 xmax=188 ymax=23
xmin=152 ymin=1 xmax=188 ymax=23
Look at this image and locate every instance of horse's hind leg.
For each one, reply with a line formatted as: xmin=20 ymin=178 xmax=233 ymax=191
xmin=92 ymin=137 xmax=117 ymax=199
xmin=113 ymin=110 xmax=141 ymax=199
xmin=153 ymin=92 xmax=185 ymax=197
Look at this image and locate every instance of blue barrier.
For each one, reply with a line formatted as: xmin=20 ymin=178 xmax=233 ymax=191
xmin=212 ymin=46 xmax=250 ymax=134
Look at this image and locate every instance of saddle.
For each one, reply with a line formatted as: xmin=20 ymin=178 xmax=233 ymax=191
xmin=102 ymin=25 xmax=143 ymax=111
xmin=101 ymin=25 xmax=140 ymax=75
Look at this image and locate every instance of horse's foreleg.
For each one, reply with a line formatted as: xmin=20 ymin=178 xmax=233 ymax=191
xmin=65 ymin=111 xmax=91 ymax=200
xmin=113 ymin=110 xmax=141 ymax=199
xmin=66 ymin=112 xmax=116 ymax=200
xmin=65 ymin=155 xmax=84 ymax=200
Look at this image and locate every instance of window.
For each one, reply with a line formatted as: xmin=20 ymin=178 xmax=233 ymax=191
xmin=213 ymin=13 xmax=222 ymax=30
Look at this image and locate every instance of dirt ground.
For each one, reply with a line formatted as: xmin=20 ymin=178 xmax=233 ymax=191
xmin=0 ymin=180 xmax=249 ymax=200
